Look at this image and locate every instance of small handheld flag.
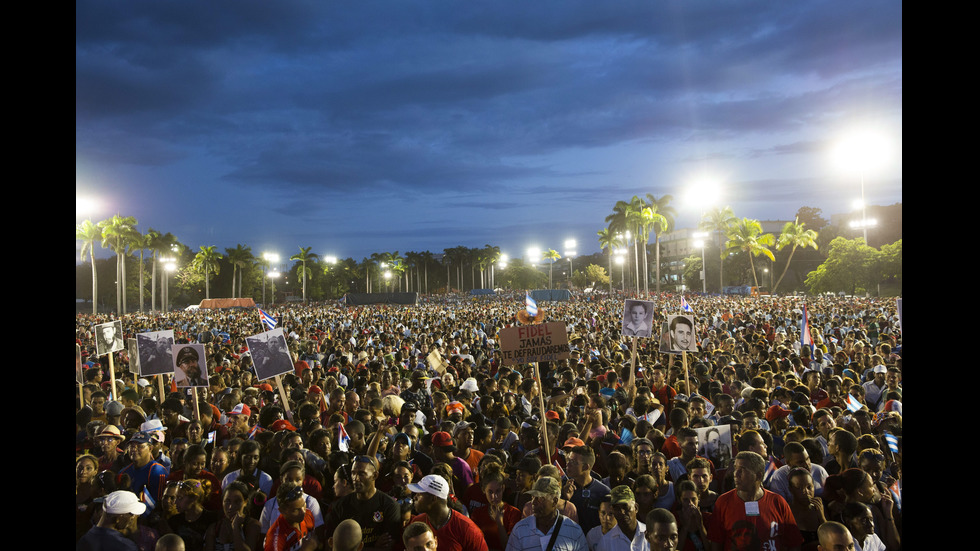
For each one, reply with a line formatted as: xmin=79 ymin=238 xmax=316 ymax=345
xmin=845 ymin=394 xmax=863 ymax=413
xmin=681 ymin=296 xmax=693 ymax=313
xmin=259 ymin=309 xmax=278 ymax=330
xmin=884 ymin=431 xmax=899 ymax=453
xmin=338 ymin=423 xmax=351 ymax=452
xmin=525 ymin=292 xmax=538 ymax=317
xmin=801 ymin=304 xmax=814 ymax=357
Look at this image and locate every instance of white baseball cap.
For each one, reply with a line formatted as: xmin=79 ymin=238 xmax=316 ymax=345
xmin=407 ymin=474 xmax=449 ymax=500
xmin=103 ymin=490 xmax=147 ymax=515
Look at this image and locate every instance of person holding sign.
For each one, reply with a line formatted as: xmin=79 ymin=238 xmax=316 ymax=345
xmin=622 ymin=300 xmax=654 ymax=338
xmin=173 ymin=345 xmax=208 ymax=387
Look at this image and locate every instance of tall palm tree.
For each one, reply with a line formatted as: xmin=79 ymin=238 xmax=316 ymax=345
xmin=145 ymin=229 xmax=163 ymax=310
xmin=98 ymin=214 xmax=138 ymax=314
xmin=700 ymin=206 xmax=737 ymax=292
xmin=772 ymin=218 xmax=819 ymax=293
xmin=481 ymin=244 xmax=501 ymax=289
xmin=129 ymin=229 xmax=151 ymax=312
xmin=76 ymin=220 xmax=102 ymax=314
xmin=543 ymin=249 xmax=561 ymax=289
xmin=153 ymin=232 xmax=180 ymax=310
xmin=724 ymin=218 xmax=776 ymax=288
xmin=192 ymin=245 xmax=223 ymax=299
xmin=597 ymin=228 xmax=623 ymax=293
xmin=645 ymin=194 xmax=676 ymax=294
xmin=290 ymin=246 xmax=319 ymax=303
xmin=225 ymin=244 xmax=254 ymax=298
xmin=631 ymin=204 xmax=667 ymax=298
xmin=605 ymin=200 xmax=634 ymax=290
xmin=420 ymin=250 xmax=435 ymax=294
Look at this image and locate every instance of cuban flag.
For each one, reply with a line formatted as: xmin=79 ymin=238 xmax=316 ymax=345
xmin=338 ymin=423 xmax=351 ymax=452
xmin=207 ymin=431 xmax=216 ymax=445
xmin=525 ymin=292 xmax=538 ymax=316
xmin=259 ymin=309 xmax=278 ymax=330
xmin=247 ymin=424 xmax=261 ymax=440
xmin=800 ymin=304 xmax=815 ymax=357
xmin=884 ymin=431 xmax=899 ymax=453
xmin=764 ymin=457 xmax=779 ymax=485
xmin=140 ymin=488 xmax=157 ymax=515
xmin=681 ymin=296 xmax=693 ymax=313
xmin=553 ymin=460 xmax=568 ymax=479
xmin=845 ymin=393 xmax=863 ymax=413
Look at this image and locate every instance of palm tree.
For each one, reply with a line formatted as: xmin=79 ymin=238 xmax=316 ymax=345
xmin=724 ymin=218 xmax=776 ymax=288
xmin=145 ymin=229 xmax=163 ymax=310
xmin=597 ymin=228 xmax=623 ymax=293
xmin=152 ymin=232 xmax=180 ymax=310
xmin=98 ymin=214 xmax=138 ymax=314
xmin=481 ymin=244 xmax=501 ymax=289
xmin=290 ymin=247 xmax=319 ymax=303
xmin=645 ymin=194 xmax=676 ymax=294
xmin=420 ymin=250 xmax=435 ymax=294
xmin=226 ymin=244 xmax=254 ymax=298
xmin=543 ymin=249 xmax=561 ymax=289
xmin=772 ymin=218 xmax=819 ymax=293
xmin=129 ymin=229 xmax=151 ymax=312
xmin=193 ymin=245 xmax=223 ymax=299
xmin=76 ymin=220 xmax=102 ymax=314
xmin=700 ymin=206 xmax=737 ymax=292
xmin=631 ymin=203 xmax=667 ymax=298
xmin=605 ymin=200 xmax=634 ymax=290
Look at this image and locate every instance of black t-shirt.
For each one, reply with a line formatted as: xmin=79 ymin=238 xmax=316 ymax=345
xmin=169 ymin=509 xmax=219 ymax=551
xmin=325 ymin=490 xmax=401 ymax=547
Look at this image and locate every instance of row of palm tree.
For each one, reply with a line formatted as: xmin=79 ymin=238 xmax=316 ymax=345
xmin=597 ymin=197 xmax=819 ymax=294
xmin=600 ymin=194 xmax=677 ymax=295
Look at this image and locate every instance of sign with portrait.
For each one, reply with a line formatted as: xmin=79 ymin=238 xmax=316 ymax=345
xmin=247 ymin=328 xmax=294 ymax=381
xmin=136 ymin=330 xmax=176 ymax=376
xmin=76 ymin=344 xmax=84 ymax=384
xmin=622 ymin=299 xmax=655 ymax=338
xmin=694 ymin=424 xmax=733 ymax=470
xmin=659 ymin=314 xmax=697 ymax=353
xmin=172 ymin=343 xmax=209 ymax=388
xmin=95 ymin=320 xmax=124 ymax=356
xmin=127 ymin=338 xmax=139 ymax=374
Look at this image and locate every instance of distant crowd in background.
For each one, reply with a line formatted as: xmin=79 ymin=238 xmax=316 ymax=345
xmin=76 ymin=291 xmax=902 ymax=551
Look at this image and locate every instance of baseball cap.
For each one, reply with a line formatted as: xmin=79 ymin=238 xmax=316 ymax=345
xmin=446 ymin=401 xmax=464 ymax=414
xmin=545 ymin=410 xmax=560 ymax=421
xmin=562 ymin=437 xmax=586 ymax=449
xmin=103 ymin=490 xmax=147 ymax=515
xmin=129 ymin=431 xmax=154 ymax=445
xmin=873 ymin=364 xmax=888 ymax=374
xmin=460 ymin=377 xmax=479 ymax=392
xmin=431 ymin=431 xmax=455 ymax=449
xmin=526 ymin=477 xmax=561 ymax=498
xmin=407 ymin=474 xmax=450 ymax=500
xmin=508 ymin=455 xmax=542 ymax=474
xmin=270 ymin=419 xmax=298 ymax=432
xmin=453 ymin=421 xmax=476 ymax=435
xmin=610 ymin=485 xmax=635 ymax=504
xmin=228 ymin=403 xmax=251 ymax=417
xmin=765 ymin=405 xmax=791 ymax=422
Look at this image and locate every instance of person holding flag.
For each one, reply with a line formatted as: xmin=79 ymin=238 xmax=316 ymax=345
xmin=259 ymin=308 xmax=278 ymax=331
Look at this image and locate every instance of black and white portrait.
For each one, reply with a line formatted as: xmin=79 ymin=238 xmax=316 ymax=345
xmin=172 ymin=343 xmax=209 ymax=388
xmin=247 ymin=328 xmax=294 ymax=381
xmin=622 ymin=299 xmax=655 ymax=338
xmin=137 ymin=330 xmax=176 ymax=377
xmin=95 ymin=320 xmax=124 ymax=356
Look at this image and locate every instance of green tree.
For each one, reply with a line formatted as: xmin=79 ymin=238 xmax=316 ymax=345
xmin=700 ymin=206 xmax=737 ymax=291
xmin=644 ymin=194 xmax=676 ymax=294
xmin=76 ymin=220 xmax=103 ymax=314
xmin=597 ymin=228 xmax=623 ymax=293
xmin=805 ymin=237 xmax=878 ymax=295
xmin=498 ymin=259 xmax=547 ymax=290
xmin=129 ymin=229 xmax=151 ymax=312
xmin=192 ymin=245 xmax=223 ymax=299
xmin=225 ymin=244 xmax=254 ymax=298
xmin=681 ymin=254 xmax=704 ymax=291
xmin=290 ymin=246 xmax=319 ymax=302
xmin=724 ymin=218 xmax=775 ymax=288
xmin=772 ymin=218 xmax=819 ymax=293
xmin=543 ymin=249 xmax=561 ymax=288
xmin=98 ymin=214 xmax=138 ymax=314
xmin=584 ymin=264 xmax=610 ymax=288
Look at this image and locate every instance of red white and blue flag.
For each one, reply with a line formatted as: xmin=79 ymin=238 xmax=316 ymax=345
xmin=259 ymin=309 xmax=278 ymax=330
xmin=801 ymin=304 xmax=815 ymax=356
xmin=681 ymin=296 xmax=694 ymax=313
xmin=338 ymin=423 xmax=351 ymax=452
xmin=525 ymin=292 xmax=538 ymax=316
xmin=845 ymin=394 xmax=863 ymax=413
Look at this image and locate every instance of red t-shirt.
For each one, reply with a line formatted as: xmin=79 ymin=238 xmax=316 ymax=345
xmin=265 ymin=508 xmax=315 ymax=551
xmin=470 ymin=503 xmax=523 ymax=551
xmin=708 ymin=489 xmax=802 ymax=551
xmin=408 ymin=510 xmax=489 ymax=551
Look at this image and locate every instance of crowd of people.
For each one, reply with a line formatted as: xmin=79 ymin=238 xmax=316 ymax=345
xmin=75 ymin=290 xmax=902 ymax=551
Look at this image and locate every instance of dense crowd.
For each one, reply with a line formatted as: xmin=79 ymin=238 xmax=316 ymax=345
xmin=76 ymin=291 xmax=902 ymax=551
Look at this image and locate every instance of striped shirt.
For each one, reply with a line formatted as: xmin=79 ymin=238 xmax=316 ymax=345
xmin=505 ymin=513 xmax=590 ymax=551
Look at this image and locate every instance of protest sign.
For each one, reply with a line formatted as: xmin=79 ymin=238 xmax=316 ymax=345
xmin=498 ymin=322 xmax=570 ymax=366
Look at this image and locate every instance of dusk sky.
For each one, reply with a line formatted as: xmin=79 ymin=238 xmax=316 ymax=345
xmin=76 ymin=2 xmax=902 ymax=264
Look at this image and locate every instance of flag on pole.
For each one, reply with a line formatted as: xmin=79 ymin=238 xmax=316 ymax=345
xmin=140 ymin=488 xmax=157 ymax=514
xmin=338 ymin=423 xmax=351 ymax=452
xmin=259 ymin=309 xmax=278 ymax=330
xmin=207 ymin=431 xmax=216 ymax=445
xmin=845 ymin=393 xmax=863 ymax=413
xmin=553 ymin=460 xmax=567 ymax=479
xmin=247 ymin=424 xmax=261 ymax=440
xmin=801 ymin=303 xmax=814 ymax=357
xmin=525 ymin=292 xmax=538 ymax=317
xmin=681 ymin=296 xmax=694 ymax=313
xmin=764 ymin=457 xmax=778 ymax=485
xmin=884 ymin=431 xmax=899 ymax=453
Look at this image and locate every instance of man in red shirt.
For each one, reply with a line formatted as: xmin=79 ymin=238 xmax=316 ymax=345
xmin=265 ymin=483 xmax=318 ymax=551
xmin=405 ymin=474 xmax=489 ymax=551
xmin=707 ymin=451 xmax=802 ymax=551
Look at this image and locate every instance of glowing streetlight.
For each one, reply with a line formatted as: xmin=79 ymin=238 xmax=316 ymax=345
xmin=833 ymin=128 xmax=892 ymax=244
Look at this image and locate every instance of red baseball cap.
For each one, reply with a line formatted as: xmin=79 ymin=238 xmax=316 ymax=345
xmin=431 ymin=431 xmax=455 ymax=448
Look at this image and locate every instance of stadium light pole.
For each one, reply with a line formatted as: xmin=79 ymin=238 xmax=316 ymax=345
xmin=833 ymin=128 xmax=891 ymax=245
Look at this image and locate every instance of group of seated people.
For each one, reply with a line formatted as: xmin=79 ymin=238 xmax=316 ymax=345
xmin=75 ymin=292 xmax=902 ymax=551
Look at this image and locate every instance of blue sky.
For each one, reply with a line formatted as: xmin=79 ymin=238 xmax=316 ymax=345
xmin=76 ymin=1 xmax=902 ymax=263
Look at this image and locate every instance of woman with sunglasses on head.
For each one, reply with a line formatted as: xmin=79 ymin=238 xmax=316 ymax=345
xmin=165 ymin=478 xmax=220 ymax=551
